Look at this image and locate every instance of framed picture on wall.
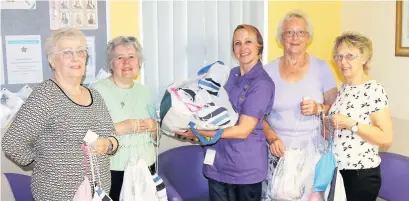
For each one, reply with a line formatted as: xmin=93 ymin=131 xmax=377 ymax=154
xmin=395 ymin=1 xmax=409 ymax=56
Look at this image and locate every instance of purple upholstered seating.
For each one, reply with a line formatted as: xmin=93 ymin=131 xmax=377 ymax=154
xmin=378 ymin=152 xmax=409 ymax=201
xmin=158 ymin=145 xmax=209 ymax=201
xmin=4 ymin=173 xmax=33 ymax=201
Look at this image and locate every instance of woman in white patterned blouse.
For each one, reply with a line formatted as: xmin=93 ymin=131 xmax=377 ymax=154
xmin=327 ymin=32 xmax=393 ymax=201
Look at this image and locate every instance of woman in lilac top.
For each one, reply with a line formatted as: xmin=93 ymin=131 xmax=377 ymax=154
xmin=261 ymin=11 xmax=338 ymax=200
xmin=177 ymin=24 xmax=275 ymax=201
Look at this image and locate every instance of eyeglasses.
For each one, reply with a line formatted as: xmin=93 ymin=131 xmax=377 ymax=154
xmin=283 ymin=30 xmax=308 ymax=38
xmin=50 ymin=49 xmax=87 ymax=59
xmin=333 ymin=53 xmax=359 ymax=61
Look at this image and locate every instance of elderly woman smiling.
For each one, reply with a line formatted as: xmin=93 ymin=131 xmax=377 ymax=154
xmin=2 ymin=28 xmax=118 ymax=200
xmin=261 ymin=10 xmax=338 ymax=201
xmin=91 ymin=36 xmax=158 ymax=201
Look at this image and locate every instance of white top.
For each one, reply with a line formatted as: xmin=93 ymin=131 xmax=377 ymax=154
xmin=329 ymin=80 xmax=388 ymax=170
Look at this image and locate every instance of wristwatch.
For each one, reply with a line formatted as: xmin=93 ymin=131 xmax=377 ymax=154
xmin=351 ymin=121 xmax=359 ymax=132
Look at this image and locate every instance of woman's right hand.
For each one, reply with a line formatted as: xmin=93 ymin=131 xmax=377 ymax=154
xmin=269 ymin=137 xmax=285 ymax=157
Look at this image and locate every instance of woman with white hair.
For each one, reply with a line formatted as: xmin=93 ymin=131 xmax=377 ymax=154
xmin=261 ymin=10 xmax=338 ymax=200
xmin=1 ymin=28 xmax=119 ymax=200
xmin=91 ymin=36 xmax=158 ymax=201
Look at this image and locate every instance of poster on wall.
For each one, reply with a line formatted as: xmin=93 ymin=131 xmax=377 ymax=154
xmin=0 ymin=36 xmax=5 ymax=85
xmin=1 ymin=0 xmax=36 ymax=9
xmin=5 ymin=35 xmax=43 ymax=84
xmin=83 ymin=36 xmax=96 ymax=84
xmin=49 ymin=0 xmax=98 ymax=30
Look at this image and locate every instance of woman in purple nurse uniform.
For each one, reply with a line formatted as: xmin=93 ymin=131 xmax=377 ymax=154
xmin=177 ymin=24 xmax=275 ymax=201
xmin=261 ymin=10 xmax=338 ymax=201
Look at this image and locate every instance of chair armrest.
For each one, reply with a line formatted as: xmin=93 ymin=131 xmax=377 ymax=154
xmin=165 ymin=183 xmax=183 ymax=201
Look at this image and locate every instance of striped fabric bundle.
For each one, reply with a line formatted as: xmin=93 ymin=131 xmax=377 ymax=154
xmin=160 ymin=61 xmax=238 ymax=144
xmin=93 ymin=186 xmax=113 ymax=201
xmin=152 ymin=173 xmax=168 ymax=201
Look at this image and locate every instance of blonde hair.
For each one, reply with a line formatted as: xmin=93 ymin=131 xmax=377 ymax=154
xmin=232 ymin=24 xmax=264 ymax=58
xmin=106 ymin=36 xmax=143 ymax=72
xmin=277 ymin=10 xmax=314 ymax=45
xmin=333 ymin=32 xmax=373 ymax=74
xmin=45 ymin=28 xmax=87 ymax=55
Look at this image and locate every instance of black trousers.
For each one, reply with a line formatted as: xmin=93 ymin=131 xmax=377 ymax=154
xmin=208 ymin=177 xmax=262 ymax=201
xmin=340 ymin=165 xmax=381 ymax=201
xmin=109 ymin=163 xmax=156 ymax=201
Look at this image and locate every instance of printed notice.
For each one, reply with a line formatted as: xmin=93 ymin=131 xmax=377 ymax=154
xmin=1 ymin=0 xmax=36 ymax=9
xmin=49 ymin=0 xmax=98 ymax=30
xmin=5 ymin=35 xmax=43 ymax=84
xmin=83 ymin=36 xmax=96 ymax=84
xmin=1 ymin=36 xmax=4 ymax=85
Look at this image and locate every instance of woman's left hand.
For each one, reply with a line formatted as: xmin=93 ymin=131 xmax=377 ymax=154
xmin=91 ymin=138 xmax=109 ymax=155
xmin=175 ymin=129 xmax=196 ymax=140
xmin=330 ymin=113 xmax=355 ymax=130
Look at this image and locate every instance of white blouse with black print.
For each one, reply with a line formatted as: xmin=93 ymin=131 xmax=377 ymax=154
xmin=329 ymin=80 xmax=388 ymax=170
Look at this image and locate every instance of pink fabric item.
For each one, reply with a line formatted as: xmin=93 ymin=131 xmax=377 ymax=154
xmin=307 ymin=191 xmax=325 ymax=201
xmin=73 ymin=144 xmax=93 ymax=201
xmin=73 ymin=176 xmax=93 ymax=201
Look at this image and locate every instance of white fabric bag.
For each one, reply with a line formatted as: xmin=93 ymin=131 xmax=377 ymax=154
xmin=120 ymin=158 xmax=159 ymax=201
xmin=160 ymin=61 xmax=238 ymax=138
xmin=270 ymin=115 xmax=322 ymax=201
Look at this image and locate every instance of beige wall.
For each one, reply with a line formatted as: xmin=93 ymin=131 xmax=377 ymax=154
xmin=341 ymin=1 xmax=409 ymax=156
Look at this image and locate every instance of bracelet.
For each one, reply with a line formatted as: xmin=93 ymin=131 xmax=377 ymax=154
xmin=267 ymin=137 xmax=278 ymax=145
xmin=106 ymin=138 xmax=114 ymax=154
xmin=317 ymin=103 xmax=324 ymax=116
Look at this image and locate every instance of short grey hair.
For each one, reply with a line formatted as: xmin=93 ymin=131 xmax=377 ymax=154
xmin=45 ymin=28 xmax=87 ymax=55
xmin=106 ymin=36 xmax=143 ymax=72
xmin=276 ymin=10 xmax=314 ymax=45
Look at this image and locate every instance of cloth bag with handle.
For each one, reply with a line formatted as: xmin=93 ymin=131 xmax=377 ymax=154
xmin=120 ymin=116 xmax=168 ymax=201
xmin=159 ymin=61 xmax=238 ymax=145
xmin=73 ymin=144 xmax=112 ymax=201
xmin=73 ymin=144 xmax=93 ymax=201
xmin=119 ymin=158 xmax=159 ymax=201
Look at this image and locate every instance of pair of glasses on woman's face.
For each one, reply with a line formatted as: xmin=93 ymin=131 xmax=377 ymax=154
xmin=283 ymin=30 xmax=309 ymax=38
xmin=333 ymin=53 xmax=359 ymax=62
xmin=50 ymin=49 xmax=88 ymax=60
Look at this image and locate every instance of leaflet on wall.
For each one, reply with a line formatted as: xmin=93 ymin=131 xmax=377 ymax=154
xmin=49 ymin=0 xmax=98 ymax=30
xmin=0 ymin=88 xmax=24 ymax=129
xmin=82 ymin=36 xmax=96 ymax=84
xmin=5 ymin=35 xmax=43 ymax=84
xmin=1 ymin=0 xmax=36 ymax=9
xmin=0 ymin=36 xmax=5 ymax=85
xmin=16 ymin=85 xmax=33 ymax=102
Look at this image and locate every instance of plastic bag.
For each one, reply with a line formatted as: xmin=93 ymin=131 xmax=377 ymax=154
xmin=270 ymin=111 xmax=322 ymax=201
xmin=270 ymin=140 xmax=321 ymax=200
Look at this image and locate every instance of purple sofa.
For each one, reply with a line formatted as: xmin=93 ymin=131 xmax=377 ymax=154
xmin=378 ymin=152 xmax=409 ymax=201
xmin=158 ymin=145 xmax=209 ymax=201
